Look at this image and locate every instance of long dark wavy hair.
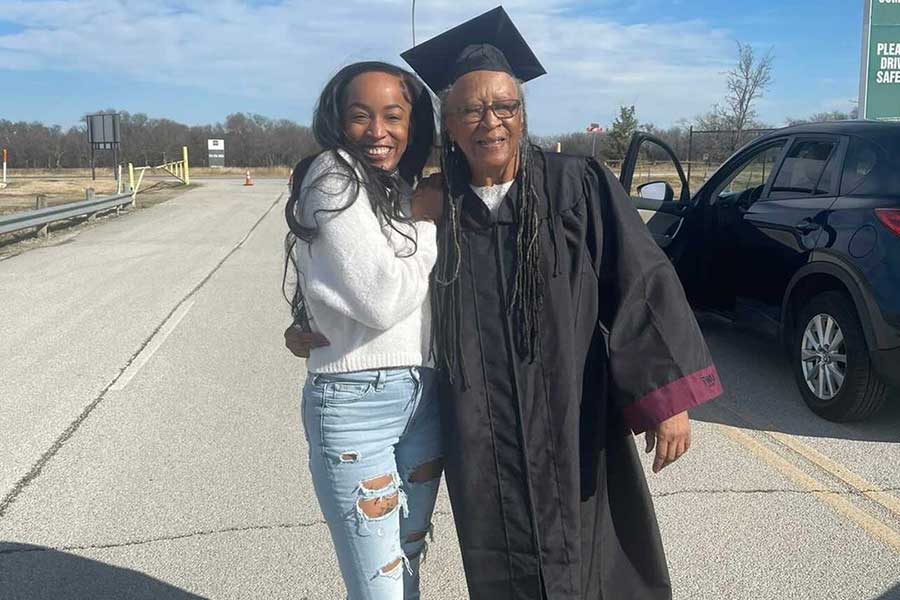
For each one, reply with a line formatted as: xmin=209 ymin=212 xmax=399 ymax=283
xmin=432 ymin=81 xmax=547 ymax=383
xmin=283 ymin=62 xmax=436 ymax=329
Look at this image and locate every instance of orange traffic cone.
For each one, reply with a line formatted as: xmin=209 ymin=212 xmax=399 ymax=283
xmin=244 ymin=170 xmax=254 ymax=186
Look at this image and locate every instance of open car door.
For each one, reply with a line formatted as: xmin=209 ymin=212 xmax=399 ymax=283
xmin=619 ymin=132 xmax=692 ymax=256
xmin=618 ymin=132 xmax=711 ymax=307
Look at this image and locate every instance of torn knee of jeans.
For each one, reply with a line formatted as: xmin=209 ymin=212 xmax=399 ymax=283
xmin=356 ymin=473 xmax=408 ymax=525
xmin=358 ymin=491 xmax=399 ymax=519
xmin=408 ymin=458 xmax=443 ymax=483
xmin=360 ymin=473 xmax=394 ymax=492
xmin=357 ymin=473 xmax=403 ymax=520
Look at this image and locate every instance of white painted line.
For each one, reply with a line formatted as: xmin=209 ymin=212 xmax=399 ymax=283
xmin=110 ymin=299 xmax=196 ymax=391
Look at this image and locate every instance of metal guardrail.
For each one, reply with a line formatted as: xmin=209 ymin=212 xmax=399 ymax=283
xmin=0 ymin=192 xmax=134 ymax=236
xmin=1 ymin=147 xmax=190 ymax=239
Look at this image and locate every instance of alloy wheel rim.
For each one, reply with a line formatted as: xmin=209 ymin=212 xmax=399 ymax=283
xmin=801 ymin=313 xmax=847 ymax=401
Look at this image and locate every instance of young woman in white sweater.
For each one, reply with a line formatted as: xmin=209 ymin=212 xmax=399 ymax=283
xmin=283 ymin=62 xmax=443 ymax=600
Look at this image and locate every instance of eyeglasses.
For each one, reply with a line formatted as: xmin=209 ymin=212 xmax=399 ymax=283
xmin=455 ymin=100 xmax=522 ymax=124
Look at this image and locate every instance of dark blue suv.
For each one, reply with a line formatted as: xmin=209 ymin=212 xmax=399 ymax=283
xmin=620 ymin=121 xmax=900 ymax=421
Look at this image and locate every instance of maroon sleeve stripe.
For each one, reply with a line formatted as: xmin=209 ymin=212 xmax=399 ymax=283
xmin=622 ymin=365 xmax=723 ymax=434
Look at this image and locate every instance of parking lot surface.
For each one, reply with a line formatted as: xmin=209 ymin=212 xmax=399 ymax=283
xmin=1 ymin=181 xmax=898 ymax=599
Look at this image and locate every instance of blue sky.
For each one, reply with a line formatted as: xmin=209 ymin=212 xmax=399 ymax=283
xmin=0 ymin=0 xmax=864 ymax=134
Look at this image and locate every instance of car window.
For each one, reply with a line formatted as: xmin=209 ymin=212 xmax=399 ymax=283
xmin=714 ymin=141 xmax=786 ymax=207
xmin=768 ymin=139 xmax=838 ymax=200
xmin=841 ymin=138 xmax=880 ymax=196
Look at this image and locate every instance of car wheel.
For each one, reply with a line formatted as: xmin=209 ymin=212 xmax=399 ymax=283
xmin=792 ymin=291 xmax=887 ymax=422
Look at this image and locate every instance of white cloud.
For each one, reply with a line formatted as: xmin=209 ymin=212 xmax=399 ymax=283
xmin=0 ymin=0 xmax=734 ymax=132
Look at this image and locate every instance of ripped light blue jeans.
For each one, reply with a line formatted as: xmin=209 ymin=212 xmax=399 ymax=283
xmin=302 ymin=367 xmax=443 ymax=600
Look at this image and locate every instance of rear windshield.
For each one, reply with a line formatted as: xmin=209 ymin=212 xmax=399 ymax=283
xmin=841 ymin=136 xmax=900 ymax=197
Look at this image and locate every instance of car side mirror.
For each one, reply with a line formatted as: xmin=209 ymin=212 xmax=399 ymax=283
xmin=637 ymin=181 xmax=675 ymax=203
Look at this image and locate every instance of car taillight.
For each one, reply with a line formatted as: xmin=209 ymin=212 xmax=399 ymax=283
xmin=875 ymin=209 xmax=900 ymax=237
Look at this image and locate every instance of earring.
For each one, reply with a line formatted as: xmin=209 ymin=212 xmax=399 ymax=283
xmin=449 ymin=141 xmax=456 ymax=153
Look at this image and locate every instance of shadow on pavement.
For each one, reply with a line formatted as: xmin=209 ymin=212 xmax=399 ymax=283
xmin=874 ymin=583 xmax=900 ymax=600
xmin=0 ymin=542 xmax=206 ymax=600
xmin=692 ymin=313 xmax=900 ymax=443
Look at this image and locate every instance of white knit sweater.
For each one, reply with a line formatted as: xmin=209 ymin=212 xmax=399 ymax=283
xmin=292 ymin=150 xmax=437 ymax=374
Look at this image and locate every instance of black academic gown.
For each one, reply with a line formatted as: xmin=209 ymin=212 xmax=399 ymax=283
xmin=439 ymin=151 xmax=722 ymax=600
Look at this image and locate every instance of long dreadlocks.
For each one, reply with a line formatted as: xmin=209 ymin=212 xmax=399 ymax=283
xmin=431 ymin=82 xmax=546 ymax=383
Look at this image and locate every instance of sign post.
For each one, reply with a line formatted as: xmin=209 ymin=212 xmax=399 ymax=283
xmin=86 ymin=112 xmax=122 ymax=181
xmin=2 ymin=148 xmax=6 ymax=184
xmin=861 ymin=0 xmax=900 ymax=121
xmin=586 ymin=123 xmax=603 ymax=158
xmin=208 ymin=139 xmax=225 ymax=168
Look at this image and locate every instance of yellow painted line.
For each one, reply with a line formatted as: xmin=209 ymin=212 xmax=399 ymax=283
xmin=717 ymin=425 xmax=900 ymax=555
xmin=713 ymin=402 xmax=900 ymax=521
xmin=768 ymin=431 xmax=900 ymax=520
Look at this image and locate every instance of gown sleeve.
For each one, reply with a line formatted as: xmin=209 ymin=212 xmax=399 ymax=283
xmin=584 ymin=159 xmax=723 ymax=434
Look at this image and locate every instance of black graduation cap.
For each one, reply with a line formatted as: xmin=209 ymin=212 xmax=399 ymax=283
xmin=401 ymin=6 xmax=546 ymax=93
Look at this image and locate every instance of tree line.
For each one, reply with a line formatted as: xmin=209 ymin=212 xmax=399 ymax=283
xmin=1 ymin=43 xmax=857 ymax=171
xmin=1 ymin=105 xmax=853 ymax=172
xmin=0 ymin=112 xmax=319 ymax=170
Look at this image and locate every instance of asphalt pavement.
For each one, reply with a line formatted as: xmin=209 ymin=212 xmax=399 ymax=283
xmin=1 ymin=180 xmax=898 ymax=599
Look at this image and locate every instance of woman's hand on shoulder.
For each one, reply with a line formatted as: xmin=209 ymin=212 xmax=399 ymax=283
xmin=412 ymin=173 xmax=445 ymax=224
xmin=284 ymin=325 xmax=330 ymax=358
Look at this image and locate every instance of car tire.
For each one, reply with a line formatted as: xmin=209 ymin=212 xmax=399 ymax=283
xmin=791 ymin=291 xmax=887 ymax=422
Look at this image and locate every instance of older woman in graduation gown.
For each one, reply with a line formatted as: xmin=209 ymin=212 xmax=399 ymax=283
xmin=402 ymin=8 xmax=723 ymax=600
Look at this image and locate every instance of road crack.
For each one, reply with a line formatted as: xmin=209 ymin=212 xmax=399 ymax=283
xmin=0 ymin=519 xmax=326 ymax=555
xmin=0 ymin=510 xmax=460 ymax=556
xmin=0 ymin=510 xmax=453 ymax=556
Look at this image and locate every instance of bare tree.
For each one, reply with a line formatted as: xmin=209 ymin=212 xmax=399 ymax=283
xmin=785 ymin=110 xmax=855 ymax=126
xmin=724 ymin=42 xmax=774 ymax=149
xmin=533 ymin=132 xmax=596 ymax=157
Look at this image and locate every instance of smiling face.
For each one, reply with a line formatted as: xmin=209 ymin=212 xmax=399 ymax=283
xmin=445 ymin=70 xmax=523 ymax=185
xmin=341 ymin=71 xmax=412 ymax=172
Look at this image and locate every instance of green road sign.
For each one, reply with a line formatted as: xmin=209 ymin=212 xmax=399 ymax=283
xmin=861 ymin=0 xmax=900 ymax=121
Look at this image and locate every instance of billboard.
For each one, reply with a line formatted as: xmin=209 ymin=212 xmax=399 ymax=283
xmin=861 ymin=0 xmax=900 ymax=121
xmin=86 ymin=113 xmax=121 ymax=149
xmin=208 ymin=139 xmax=225 ymax=168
